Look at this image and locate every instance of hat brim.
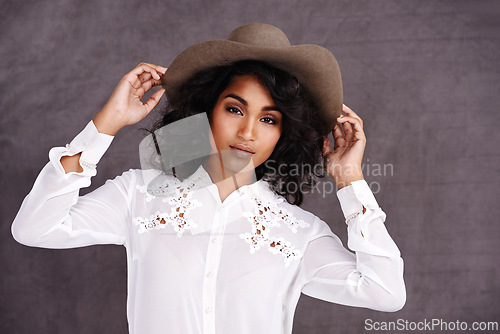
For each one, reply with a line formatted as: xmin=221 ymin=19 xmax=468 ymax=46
xmin=163 ymin=40 xmax=342 ymax=136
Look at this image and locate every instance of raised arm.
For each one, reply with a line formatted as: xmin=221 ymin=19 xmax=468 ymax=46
xmin=11 ymin=63 xmax=166 ymax=248
xmin=301 ymin=104 xmax=406 ymax=311
xmin=60 ymin=62 xmax=167 ymax=174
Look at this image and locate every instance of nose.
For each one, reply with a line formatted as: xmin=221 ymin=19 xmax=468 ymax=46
xmin=237 ymin=118 xmax=256 ymax=141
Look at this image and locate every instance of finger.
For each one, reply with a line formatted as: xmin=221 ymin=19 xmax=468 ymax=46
xmin=333 ymin=119 xmax=345 ymax=136
xmin=143 ymin=88 xmax=166 ymax=113
xmin=338 ymin=115 xmax=355 ymax=142
xmin=322 ymin=136 xmax=331 ymax=156
xmin=126 ymin=73 xmax=160 ymax=92
xmin=141 ymin=62 xmax=168 ymax=75
xmin=138 ymin=72 xmax=163 ymax=90
xmin=136 ymin=73 xmax=156 ymax=91
xmin=337 ymin=115 xmax=363 ymax=129
xmin=134 ymin=67 xmax=163 ymax=88
xmin=133 ymin=76 xmax=163 ymax=99
xmin=131 ymin=63 xmax=161 ymax=80
xmin=332 ymin=123 xmax=347 ymax=148
xmin=139 ymin=70 xmax=154 ymax=83
xmin=337 ymin=116 xmax=365 ymax=140
xmin=342 ymin=104 xmax=363 ymax=124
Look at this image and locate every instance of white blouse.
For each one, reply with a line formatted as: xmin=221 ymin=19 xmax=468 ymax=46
xmin=12 ymin=121 xmax=406 ymax=334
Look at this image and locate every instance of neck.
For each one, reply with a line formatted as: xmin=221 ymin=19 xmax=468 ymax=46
xmin=202 ymin=153 xmax=257 ymax=202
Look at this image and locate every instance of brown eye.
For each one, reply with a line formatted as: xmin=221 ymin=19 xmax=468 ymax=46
xmin=227 ymin=107 xmax=243 ymax=115
xmin=261 ymin=117 xmax=277 ymax=125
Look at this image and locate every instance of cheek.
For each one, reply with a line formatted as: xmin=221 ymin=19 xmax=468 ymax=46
xmin=260 ymin=128 xmax=282 ymax=155
xmin=210 ymin=109 xmax=236 ymax=148
xmin=210 ymin=110 xmax=226 ymax=138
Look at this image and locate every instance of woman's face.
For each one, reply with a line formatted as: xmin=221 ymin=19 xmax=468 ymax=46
xmin=210 ymin=75 xmax=283 ymax=173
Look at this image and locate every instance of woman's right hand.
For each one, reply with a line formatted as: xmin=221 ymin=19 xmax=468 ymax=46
xmin=93 ymin=62 xmax=167 ymax=135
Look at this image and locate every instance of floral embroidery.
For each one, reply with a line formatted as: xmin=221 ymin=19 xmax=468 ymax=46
xmin=240 ymin=192 xmax=310 ymax=266
xmin=134 ymin=175 xmax=203 ymax=236
xmin=135 ymin=172 xmax=205 ymax=200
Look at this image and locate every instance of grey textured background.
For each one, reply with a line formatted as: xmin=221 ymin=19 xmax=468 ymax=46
xmin=2 ymin=0 xmax=499 ymax=333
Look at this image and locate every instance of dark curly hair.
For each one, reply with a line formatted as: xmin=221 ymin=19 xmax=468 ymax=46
xmin=148 ymin=60 xmax=326 ymax=205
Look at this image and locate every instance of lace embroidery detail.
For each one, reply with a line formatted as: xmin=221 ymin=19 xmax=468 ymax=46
xmin=134 ymin=175 xmax=203 ymax=236
xmin=135 ymin=172 xmax=206 ymax=200
xmin=240 ymin=192 xmax=310 ymax=266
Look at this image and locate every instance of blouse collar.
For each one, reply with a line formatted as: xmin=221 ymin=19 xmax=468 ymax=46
xmin=142 ymin=164 xmax=282 ymax=205
xmin=193 ymin=164 xmax=278 ymax=204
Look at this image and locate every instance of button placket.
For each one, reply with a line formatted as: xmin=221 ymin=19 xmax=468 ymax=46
xmin=202 ymin=204 xmax=228 ymax=334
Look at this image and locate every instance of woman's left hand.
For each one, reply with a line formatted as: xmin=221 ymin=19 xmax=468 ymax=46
xmin=322 ymin=104 xmax=366 ymax=189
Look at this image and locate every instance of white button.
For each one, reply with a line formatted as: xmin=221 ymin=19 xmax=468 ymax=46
xmin=205 ymin=306 xmax=212 ymax=314
xmin=206 ymin=271 xmax=213 ymax=278
xmin=211 ymin=237 xmax=218 ymax=244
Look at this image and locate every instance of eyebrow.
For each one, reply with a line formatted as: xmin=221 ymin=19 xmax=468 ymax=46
xmin=225 ymin=94 xmax=281 ymax=112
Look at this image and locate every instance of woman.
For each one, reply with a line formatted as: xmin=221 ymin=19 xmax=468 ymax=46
xmin=12 ymin=23 xmax=405 ymax=333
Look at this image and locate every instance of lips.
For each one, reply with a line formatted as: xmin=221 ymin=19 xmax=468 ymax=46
xmin=229 ymin=144 xmax=255 ymax=154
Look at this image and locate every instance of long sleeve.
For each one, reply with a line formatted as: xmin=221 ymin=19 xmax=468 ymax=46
xmin=11 ymin=121 xmax=132 ymax=249
xmin=300 ymin=180 xmax=406 ymax=312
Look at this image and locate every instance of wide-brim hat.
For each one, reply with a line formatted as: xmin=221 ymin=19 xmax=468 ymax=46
xmin=162 ymin=23 xmax=342 ymax=136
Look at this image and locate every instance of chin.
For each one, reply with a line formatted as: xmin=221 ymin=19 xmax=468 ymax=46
xmin=219 ymin=150 xmax=256 ymax=174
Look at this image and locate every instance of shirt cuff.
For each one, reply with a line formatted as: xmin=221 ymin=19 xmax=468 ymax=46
xmin=336 ymin=180 xmax=380 ymax=219
xmin=49 ymin=120 xmax=114 ymax=176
